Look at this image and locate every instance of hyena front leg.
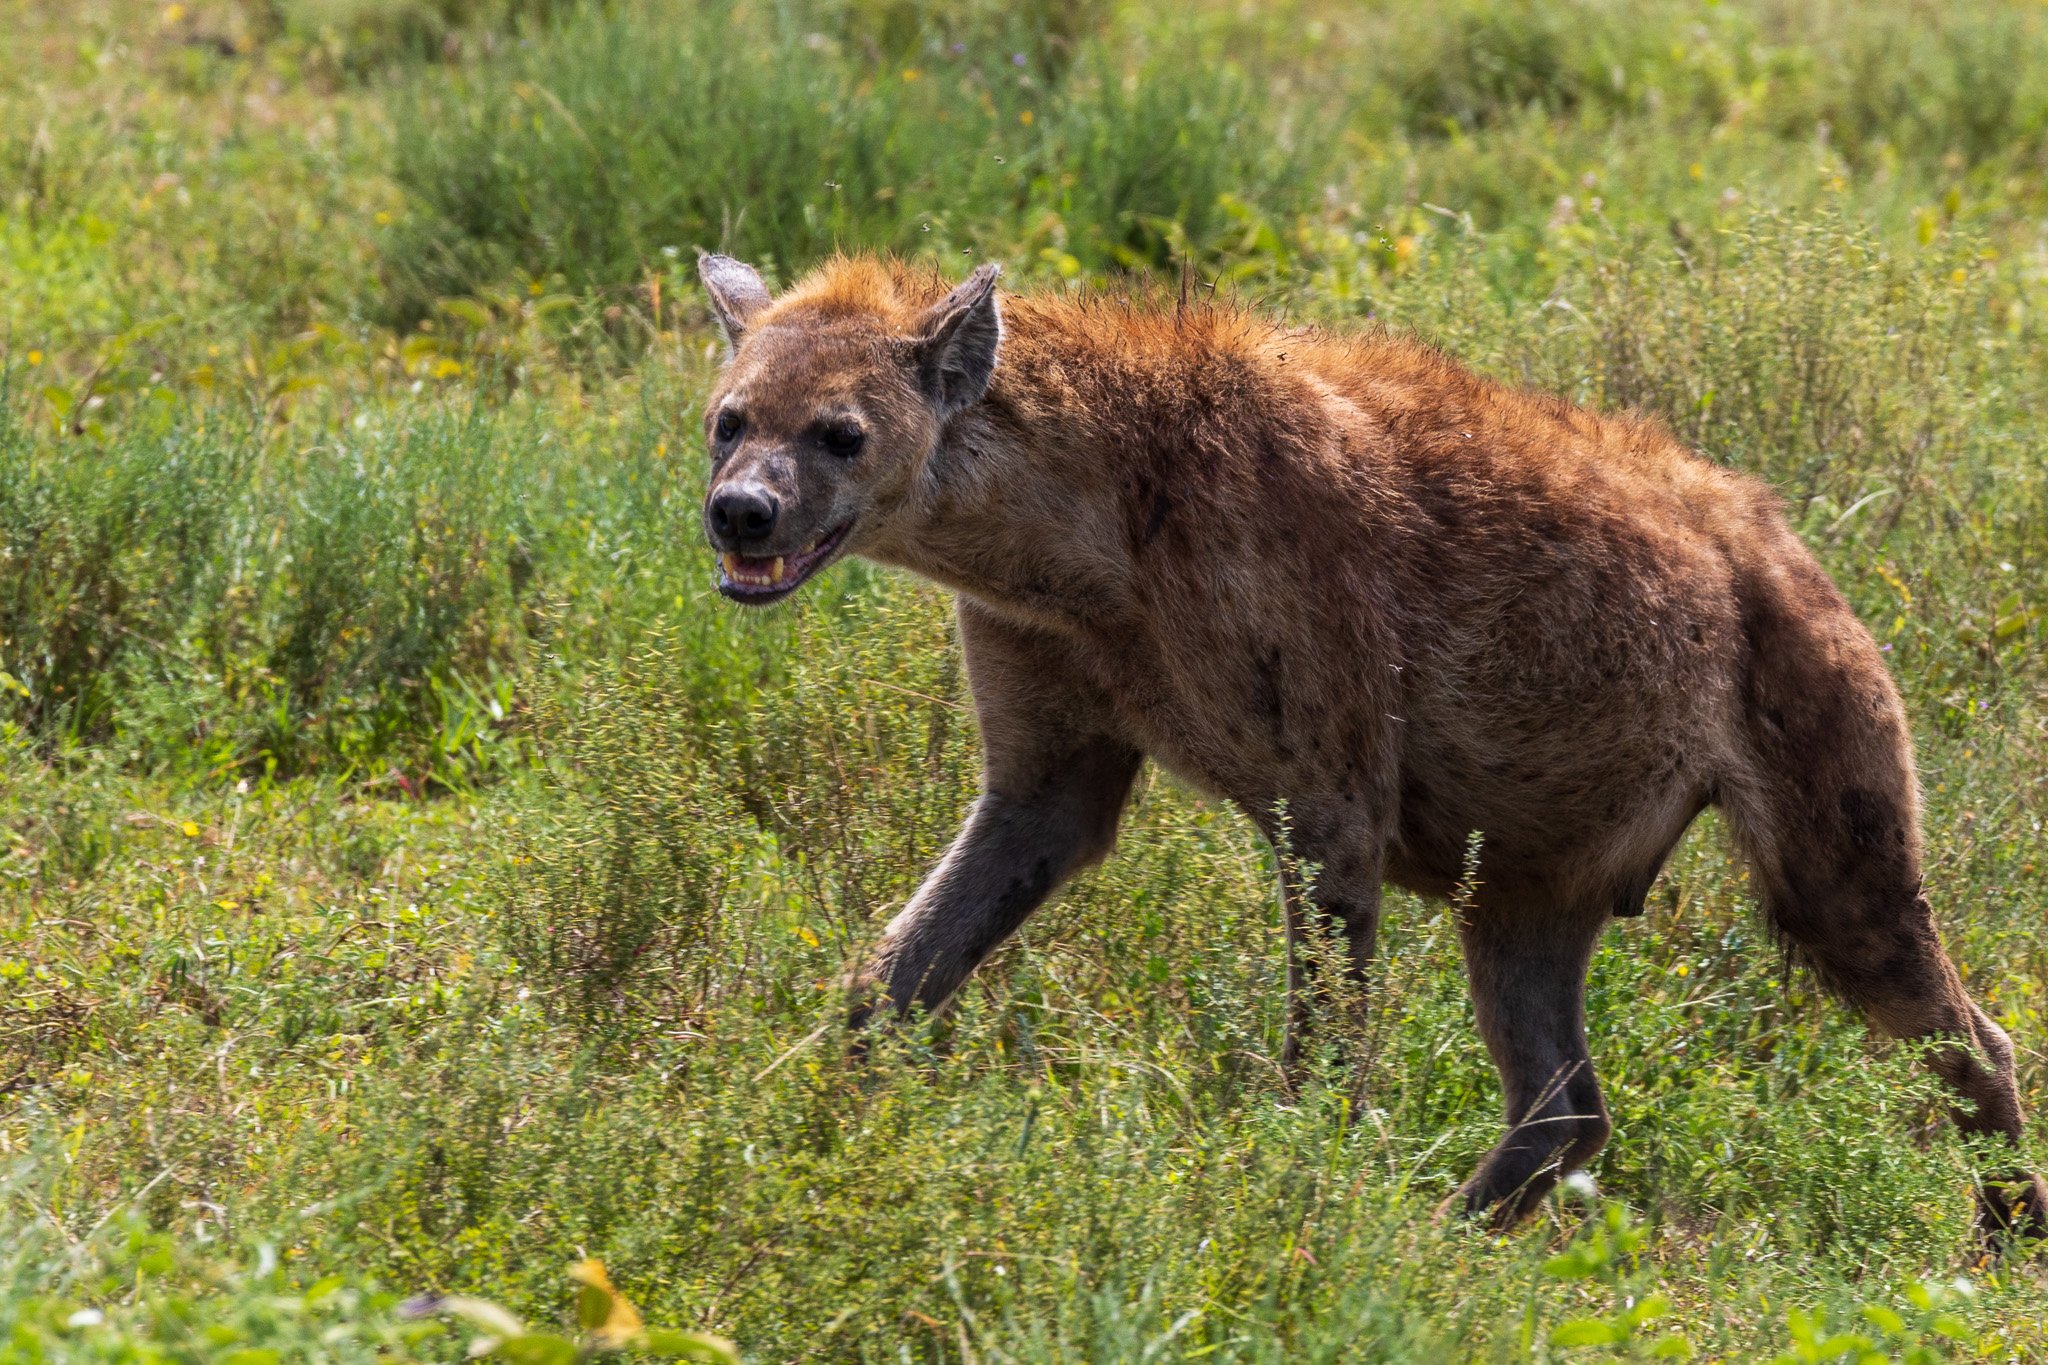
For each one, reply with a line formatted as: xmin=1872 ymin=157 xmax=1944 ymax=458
xmin=849 ymin=735 xmax=1140 ymax=1030
xmin=850 ymin=599 xmax=1141 ymax=1036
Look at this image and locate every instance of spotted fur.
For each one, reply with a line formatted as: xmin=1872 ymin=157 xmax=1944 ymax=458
xmin=698 ymin=253 xmax=2046 ymax=1244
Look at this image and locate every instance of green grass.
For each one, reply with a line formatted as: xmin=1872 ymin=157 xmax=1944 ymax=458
xmin=7 ymin=0 xmax=2048 ymax=1360
xmin=377 ymin=0 xmax=1329 ymax=319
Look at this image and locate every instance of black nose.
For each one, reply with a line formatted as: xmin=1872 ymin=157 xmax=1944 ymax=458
xmin=709 ymin=485 xmax=779 ymax=545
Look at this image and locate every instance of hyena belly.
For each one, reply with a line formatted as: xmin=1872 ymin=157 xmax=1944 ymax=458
xmin=1094 ymin=492 xmax=1741 ymax=911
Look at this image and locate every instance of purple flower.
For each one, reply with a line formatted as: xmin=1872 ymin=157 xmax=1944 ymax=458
xmin=1012 ymin=52 xmax=1027 ymax=66
xmin=951 ymin=42 xmax=965 ymax=55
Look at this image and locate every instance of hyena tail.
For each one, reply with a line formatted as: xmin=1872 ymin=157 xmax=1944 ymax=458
xmin=1718 ymin=574 xmax=2046 ymax=1244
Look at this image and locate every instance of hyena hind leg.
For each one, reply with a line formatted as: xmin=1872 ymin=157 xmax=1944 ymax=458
xmin=1441 ymin=904 xmax=1614 ymax=1229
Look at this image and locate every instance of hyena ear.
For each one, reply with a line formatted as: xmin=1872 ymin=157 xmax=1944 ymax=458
xmin=697 ymin=251 xmax=773 ymax=354
xmin=911 ymin=262 xmax=1002 ymax=419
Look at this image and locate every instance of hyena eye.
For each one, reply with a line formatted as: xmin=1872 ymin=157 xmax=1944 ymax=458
xmin=819 ymin=422 xmax=866 ymax=459
xmin=713 ymin=409 xmax=744 ymax=443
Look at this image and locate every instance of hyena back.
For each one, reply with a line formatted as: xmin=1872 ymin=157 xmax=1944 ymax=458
xmin=695 ymin=251 xmax=2046 ymax=1243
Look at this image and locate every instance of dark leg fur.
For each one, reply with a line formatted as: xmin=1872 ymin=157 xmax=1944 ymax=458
xmin=1277 ymin=865 xmax=1381 ymax=1074
xmin=849 ymin=738 xmax=1140 ymax=1030
xmin=1267 ymin=812 xmax=1383 ymax=1075
xmin=1443 ymin=906 xmax=1613 ymax=1227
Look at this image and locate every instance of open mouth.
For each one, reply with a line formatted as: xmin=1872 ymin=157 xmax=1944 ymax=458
xmin=716 ymin=521 xmax=853 ymax=603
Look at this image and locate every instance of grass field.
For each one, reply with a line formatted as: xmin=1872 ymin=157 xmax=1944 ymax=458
xmin=7 ymin=0 xmax=2048 ymax=1358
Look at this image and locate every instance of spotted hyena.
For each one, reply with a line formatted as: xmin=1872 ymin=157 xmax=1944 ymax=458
xmin=694 ymin=250 xmax=2046 ymax=1242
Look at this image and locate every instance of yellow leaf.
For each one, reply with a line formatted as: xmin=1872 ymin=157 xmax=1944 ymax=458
xmin=567 ymin=1259 xmax=643 ymax=1346
xmin=1873 ymin=561 xmax=1913 ymax=606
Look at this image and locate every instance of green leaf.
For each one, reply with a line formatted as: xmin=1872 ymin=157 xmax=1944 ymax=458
xmin=1542 ymin=1251 xmax=1598 ymax=1279
xmin=436 ymin=1295 xmax=526 ymax=1341
xmin=1994 ymin=607 xmax=2035 ymax=639
xmin=303 ymin=1275 xmax=346 ymax=1307
xmin=1650 ymin=1334 xmax=1695 ymax=1359
xmin=577 ymin=1281 xmax=611 ymax=1332
xmin=640 ymin=1327 xmax=743 ymax=1362
xmin=488 ymin=1332 xmax=580 ymax=1364
xmin=1858 ymin=1305 xmax=1906 ymax=1335
xmin=1549 ymin=1317 xmax=1623 ymax=1347
xmin=1927 ymin=1312 xmax=1972 ymax=1341
xmin=438 ymin=297 xmax=496 ymax=329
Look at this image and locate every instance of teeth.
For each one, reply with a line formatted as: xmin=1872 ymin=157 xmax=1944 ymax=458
xmin=720 ymin=549 xmax=786 ymax=588
xmin=721 ymin=530 xmax=842 ymax=591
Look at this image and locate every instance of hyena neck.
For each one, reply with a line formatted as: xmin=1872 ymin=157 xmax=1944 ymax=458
xmin=873 ymin=379 xmax=1139 ymax=636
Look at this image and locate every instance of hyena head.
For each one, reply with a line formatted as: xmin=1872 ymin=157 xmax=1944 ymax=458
xmin=696 ymin=253 xmax=1002 ymax=605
